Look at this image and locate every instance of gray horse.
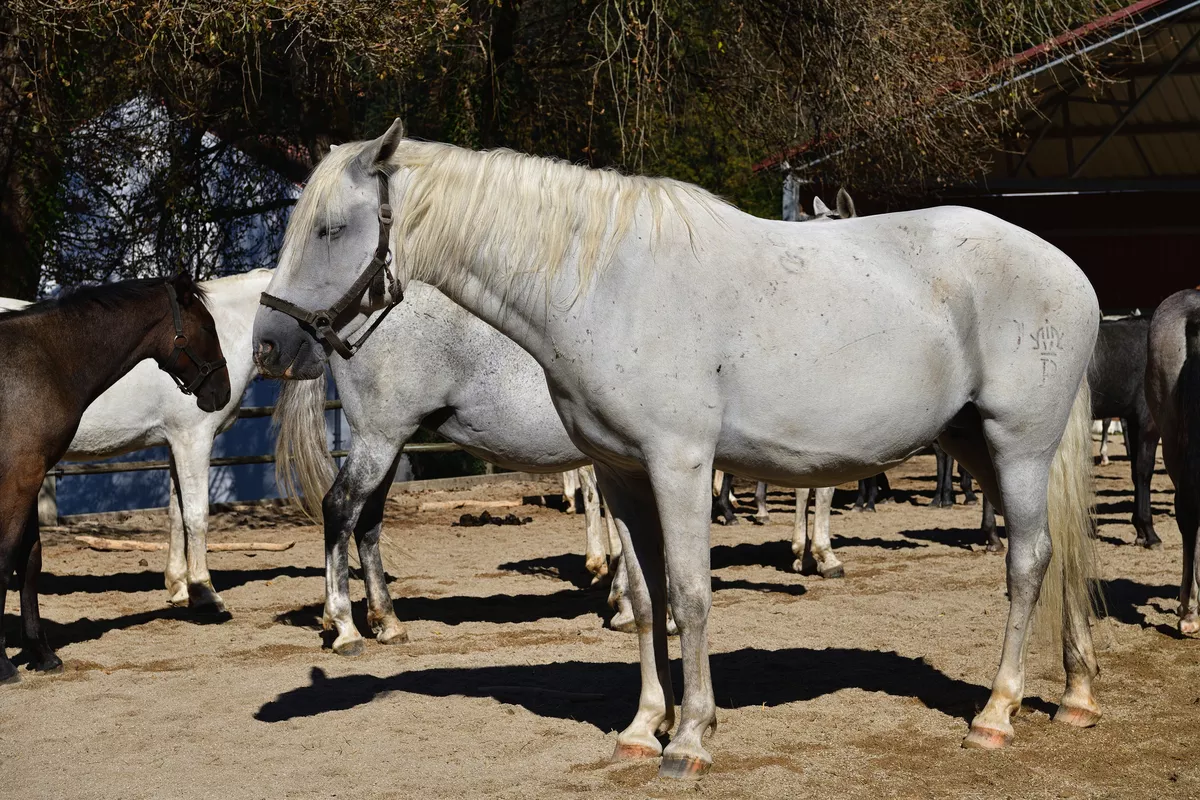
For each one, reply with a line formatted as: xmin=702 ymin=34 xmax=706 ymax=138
xmin=1145 ymin=290 xmax=1200 ymax=635
xmin=254 ymin=122 xmax=1100 ymax=774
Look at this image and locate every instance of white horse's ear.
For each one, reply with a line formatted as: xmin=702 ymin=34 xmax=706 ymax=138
xmin=812 ymin=196 xmax=831 ymax=216
xmin=837 ymin=187 xmax=857 ymax=219
xmin=329 ymin=143 xmax=340 ymax=151
xmin=357 ymin=118 xmax=406 ymax=172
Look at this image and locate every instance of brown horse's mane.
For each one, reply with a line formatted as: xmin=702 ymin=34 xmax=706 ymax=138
xmin=5 ymin=274 xmax=208 ymax=320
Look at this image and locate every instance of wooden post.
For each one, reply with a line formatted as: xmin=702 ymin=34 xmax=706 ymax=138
xmin=38 ymin=476 xmax=58 ymax=527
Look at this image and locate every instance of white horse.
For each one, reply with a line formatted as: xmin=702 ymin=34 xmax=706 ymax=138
xmin=2 ymin=269 xmax=273 ymax=611
xmin=253 ymin=123 xmax=1100 ymax=774
xmin=271 ymin=281 xmax=635 ymax=653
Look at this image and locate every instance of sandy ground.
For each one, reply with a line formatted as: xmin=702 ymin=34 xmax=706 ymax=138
xmin=3 ymin=448 xmax=1198 ymax=799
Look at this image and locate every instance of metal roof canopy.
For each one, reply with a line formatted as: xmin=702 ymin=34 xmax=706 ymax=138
xmin=977 ymin=0 xmax=1200 ymax=195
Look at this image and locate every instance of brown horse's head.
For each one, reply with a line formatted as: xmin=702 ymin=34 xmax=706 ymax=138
xmin=161 ymin=271 xmax=231 ymax=412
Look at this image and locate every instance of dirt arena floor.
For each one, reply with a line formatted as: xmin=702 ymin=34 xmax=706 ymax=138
xmin=4 ymin=447 xmax=1199 ymax=799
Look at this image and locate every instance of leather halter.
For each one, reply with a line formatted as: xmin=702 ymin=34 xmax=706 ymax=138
xmin=163 ymin=282 xmax=228 ymax=395
xmin=258 ymin=172 xmax=403 ymax=359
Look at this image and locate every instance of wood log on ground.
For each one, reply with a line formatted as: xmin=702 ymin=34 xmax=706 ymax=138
xmin=75 ymin=535 xmax=294 ymax=552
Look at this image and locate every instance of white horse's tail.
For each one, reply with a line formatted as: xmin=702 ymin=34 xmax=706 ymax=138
xmin=1038 ymin=377 xmax=1101 ymax=636
xmin=273 ymin=373 xmax=336 ymax=520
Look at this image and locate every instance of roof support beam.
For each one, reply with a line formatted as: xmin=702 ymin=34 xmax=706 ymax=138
xmin=1070 ymin=25 xmax=1200 ymax=178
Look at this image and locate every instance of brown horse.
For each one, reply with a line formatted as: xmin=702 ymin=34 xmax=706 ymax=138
xmin=0 ymin=272 xmax=230 ymax=683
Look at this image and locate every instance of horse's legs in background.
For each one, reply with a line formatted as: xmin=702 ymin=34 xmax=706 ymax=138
xmin=580 ymin=466 xmax=609 ymax=581
xmin=1127 ymin=416 xmax=1162 ymax=549
xmin=594 ymin=464 xmax=673 ymax=761
xmin=650 ymin=453 xmax=718 ymax=777
xmin=853 ymin=476 xmax=875 ymax=512
xmin=753 ymin=481 xmax=770 ymax=524
xmin=981 ymin=497 xmax=1003 ymax=553
xmin=16 ymin=507 xmax=58 ymax=671
xmin=809 ymin=487 xmax=842 ymax=578
xmin=1099 ymin=418 xmax=1112 ymax=466
xmin=351 ymin=454 xmax=408 ymax=646
xmin=562 ymin=469 xmax=582 ymax=513
xmin=322 ymin=433 xmax=406 ymax=655
xmin=606 ymin=500 xmax=635 ymax=632
xmin=168 ymin=436 xmax=224 ymax=612
xmin=876 ymin=471 xmax=893 ymax=503
xmin=931 ymin=443 xmax=952 ymax=508
xmin=960 ymin=464 xmax=978 ymax=505
xmin=164 ymin=464 xmax=188 ymax=605
xmin=714 ymin=471 xmax=738 ymax=525
xmin=1177 ymin=488 xmax=1200 ymax=635
xmin=792 ymin=488 xmax=811 ymax=572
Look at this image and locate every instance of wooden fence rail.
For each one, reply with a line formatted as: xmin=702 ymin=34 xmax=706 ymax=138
xmin=38 ymin=398 xmax=467 ymax=523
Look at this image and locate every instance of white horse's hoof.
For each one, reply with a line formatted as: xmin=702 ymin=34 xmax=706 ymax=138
xmin=166 ymin=583 xmax=190 ymax=606
xmin=609 ymin=611 xmax=637 ymax=633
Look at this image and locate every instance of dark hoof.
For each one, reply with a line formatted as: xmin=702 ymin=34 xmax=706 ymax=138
xmin=1135 ymin=537 xmax=1163 ymax=551
xmin=821 ymin=565 xmax=846 ymax=579
xmin=963 ymin=497 xmax=978 ymax=506
xmin=750 ymin=516 xmax=767 ymax=526
xmin=333 ymin=638 xmax=366 ymax=657
xmin=850 ymin=506 xmax=865 ymax=513
xmin=0 ymin=659 xmax=19 ymax=685
xmin=658 ymin=754 xmax=710 ymax=780
xmin=29 ymin=653 xmax=63 ymax=673
xmin=717 ymin=517 xmax=738 ymax=526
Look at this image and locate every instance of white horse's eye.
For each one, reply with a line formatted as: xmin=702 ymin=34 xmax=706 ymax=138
xmin=318 ymin=224 xmax=346 ymax=240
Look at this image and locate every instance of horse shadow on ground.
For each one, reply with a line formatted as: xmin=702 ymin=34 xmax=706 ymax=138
xmin=1098 ymin=577 xmax=1182 ymax=637
xmin=897 ymin=527 xmax=999 ymax=551
xmin=37 ymin=565 xmax=323 ymax=596
xmin=277 ymin=569 xmax=809 ymax=638
xmin=254 ymin=647 xmax=1054 ymax=731
xmin=3 ymin=603 xmax=231 ymax=657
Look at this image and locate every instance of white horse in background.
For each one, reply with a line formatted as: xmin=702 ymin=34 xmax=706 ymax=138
xmin=255 ymin=123 xmax=1100 ymax=774
xmin=272 ymin=282 xmax=630 ymax=654
xmin=2 ymin=269 xmax=273 ymax=611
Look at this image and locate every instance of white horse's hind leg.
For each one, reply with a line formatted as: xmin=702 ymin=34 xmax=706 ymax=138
xmin=650 ymin=455 xmax=717 ymax=778
xmin=809 ymin=487 xmax=842 ymax=578
xmin=164 ymin=466 xmax=188 ymax=605
xmin=580 ymin=466 xmax=608 ymax=581
xmin=963 ymin=455 xmax=1053 ymax=748
xmin=605 ymin=498 xmax=637 ymax=632
xmin=594 ymin=464 xmax=674 ymax=762
xmin=168 ymin=438 xmax=224 ymax=613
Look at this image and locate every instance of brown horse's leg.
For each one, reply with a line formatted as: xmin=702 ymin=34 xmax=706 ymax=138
xmin=16 ymin=506 xmax=60 ymax=672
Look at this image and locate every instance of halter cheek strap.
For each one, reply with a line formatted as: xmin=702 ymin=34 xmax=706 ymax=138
xmin=163 ymin=282 xmax=228 ymax=396
xmin=259 ymin=172 xmax=404 ymax=359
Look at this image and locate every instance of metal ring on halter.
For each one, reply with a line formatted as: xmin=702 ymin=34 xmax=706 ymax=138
xmin=259 ymin=171 xmax=404 ymax=360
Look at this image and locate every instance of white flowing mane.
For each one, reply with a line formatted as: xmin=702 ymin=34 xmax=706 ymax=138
xmin=286 ymin=139 xmax=727 ymax=295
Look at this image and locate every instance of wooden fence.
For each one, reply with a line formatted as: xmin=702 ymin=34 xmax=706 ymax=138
xmin=38 ymin=399 xmax=466 ymax=524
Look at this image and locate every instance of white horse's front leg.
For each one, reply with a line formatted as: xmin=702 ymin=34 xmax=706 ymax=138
xmin=594 ymin=464 xmax=674 ymax=762
xmin=580 ymin=466 xmax=608 ymax=582
xmin=164 ymin=462 xmax=188 ymax=606
xmin=168 ymin=438 xmax=225 ymax=613
xmin=651 ymin=453 xmax=718 ymax=779
xmin=562 ymin=469 xmax=582 ymax=513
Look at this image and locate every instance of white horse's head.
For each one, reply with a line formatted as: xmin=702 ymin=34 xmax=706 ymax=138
xmin=254 ymin=120 xmax=409 ymax=379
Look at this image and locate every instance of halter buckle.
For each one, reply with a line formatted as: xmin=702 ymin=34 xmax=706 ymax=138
xmin=378 ymin=203 xmax=393 ymax=225
xmin=174 ymin=334 xmax=188 ymax=346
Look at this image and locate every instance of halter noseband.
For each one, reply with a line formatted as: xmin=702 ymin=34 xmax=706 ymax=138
xmin=258 ymin=172 xmax=404 ymax=359
xmin=164 ymin=282 xmax=228 ymax=396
